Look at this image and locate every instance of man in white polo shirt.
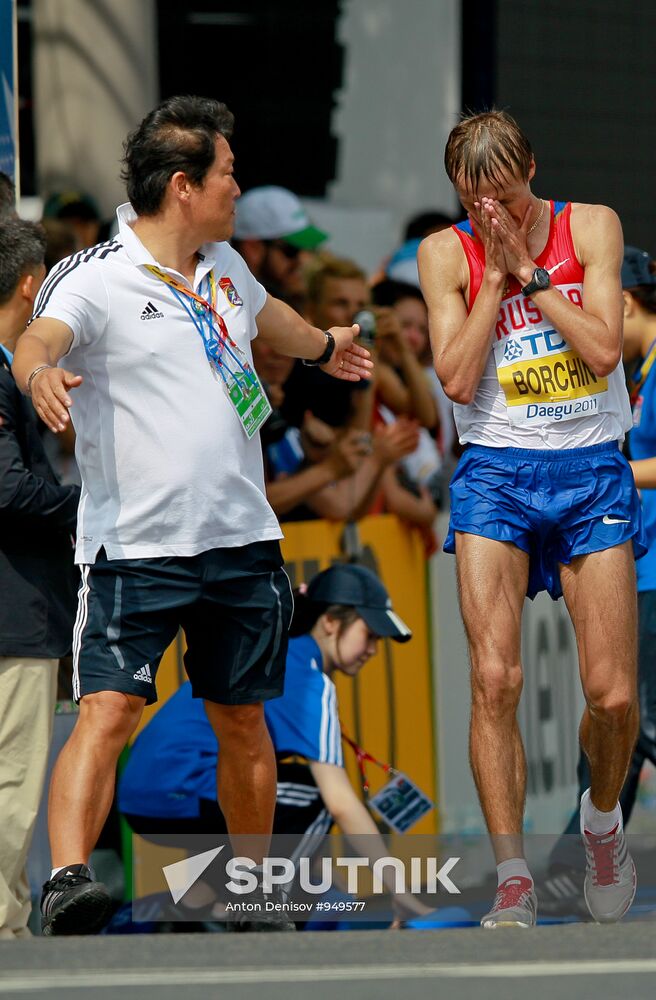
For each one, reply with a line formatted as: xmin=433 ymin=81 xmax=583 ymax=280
xmin=12 ymin=95 xmax=371 ymax=936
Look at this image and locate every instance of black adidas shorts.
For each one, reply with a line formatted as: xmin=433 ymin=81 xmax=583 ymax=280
xmin=72 ymin=541 xmax=293 ymax=706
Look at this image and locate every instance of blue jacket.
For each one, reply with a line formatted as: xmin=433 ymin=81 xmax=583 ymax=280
xmin=118 ymin=635 xmax=343 ymax=818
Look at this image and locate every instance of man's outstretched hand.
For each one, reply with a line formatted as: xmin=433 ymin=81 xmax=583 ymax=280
xmin=30 ymin=367 xmax=83 ymax=433
xmin=321 ymin=324 xmax=374 ymax=381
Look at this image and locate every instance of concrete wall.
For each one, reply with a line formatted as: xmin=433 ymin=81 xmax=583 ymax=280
xmin=32 ymin=0 xmax=158 ymax=217
xmin=328 ymin=0 xmax=460 ymax=262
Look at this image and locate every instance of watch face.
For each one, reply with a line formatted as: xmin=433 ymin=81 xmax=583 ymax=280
xmin=535 ymin=267 xmax=550 ymax=287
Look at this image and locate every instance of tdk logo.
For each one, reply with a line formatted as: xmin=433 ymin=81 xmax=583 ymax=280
xmin=141 ymin=301 xmax=164 ymax=321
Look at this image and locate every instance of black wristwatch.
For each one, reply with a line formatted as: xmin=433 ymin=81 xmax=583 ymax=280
xmin=521 ymin=267 xmax=551 ymax=297
xmin=303 ymin=330 xmax=336 ymax=367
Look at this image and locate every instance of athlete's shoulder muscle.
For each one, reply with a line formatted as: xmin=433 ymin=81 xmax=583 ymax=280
xmin=417 ymin=228 xmax=468 ymax=308
xmin=569 ymin=203 xmax=623 ymax=270
xmin=418 ymin=229 xmax=472 ymax=360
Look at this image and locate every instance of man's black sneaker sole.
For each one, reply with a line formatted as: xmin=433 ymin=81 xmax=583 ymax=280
xmin=42 ymin=884 xmax=113 ymax=936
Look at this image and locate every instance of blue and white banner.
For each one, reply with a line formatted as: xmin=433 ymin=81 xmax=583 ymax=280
xmin=0 ymin=0 xmax=17 ymax=181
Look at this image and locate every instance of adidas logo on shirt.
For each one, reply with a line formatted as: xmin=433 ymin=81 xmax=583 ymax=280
xmin=133 ymin=663 xmax=153 ymax=683
xmin=140 ymin=301 xmax=164 ymax=321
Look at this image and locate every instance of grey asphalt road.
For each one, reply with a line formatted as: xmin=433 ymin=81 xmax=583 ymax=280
xmin=1 ymin=923 xmax=656 ymax=1000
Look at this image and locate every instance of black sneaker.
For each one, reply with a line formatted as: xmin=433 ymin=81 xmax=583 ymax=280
xmin=41 ymin=864 xmax=113 ymax=936
xmin=231 ymin=883 xmax=296 ymax=933
xmin=538 ymin=865 xmax=588 ymax=919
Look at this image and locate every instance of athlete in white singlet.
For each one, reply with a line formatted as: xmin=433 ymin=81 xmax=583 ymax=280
xmin=419 ymin=110 xmax=645 ymax=929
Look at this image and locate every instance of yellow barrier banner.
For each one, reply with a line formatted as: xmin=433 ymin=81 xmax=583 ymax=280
xmin=281 ymin=515 xmax=437 ymax=834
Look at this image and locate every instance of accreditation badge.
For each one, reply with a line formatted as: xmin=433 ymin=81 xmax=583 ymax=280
xmin=369 ymin=772 xmax=434 ymax=833
xmin=215 ymin=337 xmax=272 ymax=440
xmin=493 ymin=283 xmax=610 ymax=426
xmin=222 ymin=351 xmax=272 ymax=440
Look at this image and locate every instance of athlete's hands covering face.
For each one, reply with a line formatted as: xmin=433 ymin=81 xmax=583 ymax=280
xmin=470 ymin=199 xmax=509 ymax=281
xmin=480 ymin=197 xmax=535 ymax=279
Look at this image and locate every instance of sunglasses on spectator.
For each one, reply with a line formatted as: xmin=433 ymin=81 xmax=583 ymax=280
xmin=266 ymin=239 xmax=302 ymax=260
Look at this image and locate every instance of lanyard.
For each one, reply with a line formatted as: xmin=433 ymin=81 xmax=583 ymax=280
xmin=144 ymin=265 xmax=255 ymax=388
xmin=341 ymin=730 xmax=397 ymax=797
xmin=629 ymin=337 xmax=656 ymax=408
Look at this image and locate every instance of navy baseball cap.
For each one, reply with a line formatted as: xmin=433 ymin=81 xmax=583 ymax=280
xmin=622 ymin=246 xmax=656 ymax=289
xmin=306 ymin=564 xmax=412 ymax=643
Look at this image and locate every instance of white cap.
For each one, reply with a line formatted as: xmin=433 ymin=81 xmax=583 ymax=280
xmin=234 ymin=186 xmax=328 ymax=249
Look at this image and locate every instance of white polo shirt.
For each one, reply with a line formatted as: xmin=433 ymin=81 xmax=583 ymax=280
xmin=31 ymin=204 xmax=283 ymax=564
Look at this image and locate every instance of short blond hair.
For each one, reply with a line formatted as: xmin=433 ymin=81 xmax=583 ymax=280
xmin=444 ymin=110 xmax=533 ymax=191
xmin=306 ymin=255 xmax=367 ymax=305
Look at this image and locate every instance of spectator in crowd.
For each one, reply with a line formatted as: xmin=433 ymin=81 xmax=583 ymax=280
xmin=372 ymin=211 xmax=455 ymax=288
xmin=364 ymin=288 xmax=438 ymax=431
xmin=42 ymin=191 xmax=105 ymax=251
xmin=14 ymin=94 xmax=370 ymax=936
xmin=119 ymin=565 xmax=427 ymax=929
xmin=404 ymin=210 xmax=456 ymax=242
xmin=541 ymin=246 xmax=656 ymax=917
xmin=233 ymin=185 xmax=328 ymax=307
xmin=283 ymin=256 xmax=437 ymax=435
xmin=0 ymin=172 xmax=16 ymax=218
xmin=252 ymin=336 xmax=420 ymax=521
xmin=385 ymin=239 xmax=423 ymax=288
xmin=371 ymin=279 xmax=444 ymax=515
xmin=278 ymin=257 xmax=440 ymax=533
xmin=377 ymin=250 xmax=459 ymax=460
xmin=372 ymin=276 xmax=457 ymax=456
xmin=0 ymin=217 xmax=80 ymax=939
xmin=281 ymin=257 xmax=373 ymax=432
xmin=41 ymin=219 xmax=77 ymax=274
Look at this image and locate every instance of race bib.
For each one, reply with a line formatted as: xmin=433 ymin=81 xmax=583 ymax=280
xmin=494 ymin=283 xmax=609 ymax=426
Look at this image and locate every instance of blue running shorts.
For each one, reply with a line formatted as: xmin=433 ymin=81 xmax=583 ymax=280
xmin=444 ymin=441 xmax=647 ymax=600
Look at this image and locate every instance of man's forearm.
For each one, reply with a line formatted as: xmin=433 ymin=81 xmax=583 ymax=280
xmin=630 ymin=457 xmax=656 ymax=490
xmin=309 ymin=454 xmax=385 ymax=521
xmin=12 ymin=332 xmax=61 ymax=393
xmin=340 ymin=454 xmax=387 ymax=521
xmin=436 ymin=274 xmax=505 ymax=403
xmin=256 ymin=296 xmax=326 ymax=359
xmin=512 ymin=275 xmax=620 ymax=377
xmin=266 ymin=461 xmax=338 ymax=516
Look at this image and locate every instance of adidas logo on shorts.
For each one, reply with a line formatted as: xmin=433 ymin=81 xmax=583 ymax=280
xmin=133 ymin=663 xmax=153 ymax=683
xmin=140 ymin=301 xmax=164 ymax=321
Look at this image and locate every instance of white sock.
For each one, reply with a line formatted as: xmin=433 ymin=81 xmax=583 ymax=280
xmin=496 ymin=858 xmax=532 ymax=886
xmin=581 ymin=789 xmax=622 ymax=835
xmin=50 ymin=864 xmax=86 ymax=880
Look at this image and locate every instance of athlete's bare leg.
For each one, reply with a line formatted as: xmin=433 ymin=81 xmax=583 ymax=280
xmin=49 ymin=691 xmax=145 ymax=867
xmin=456 ymin=532 xmax=529 ymax=861
xmin=559 ymin=542 xmax=639 ymax=812
xmin=204 ymin=700 xmax=276 ymax=865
